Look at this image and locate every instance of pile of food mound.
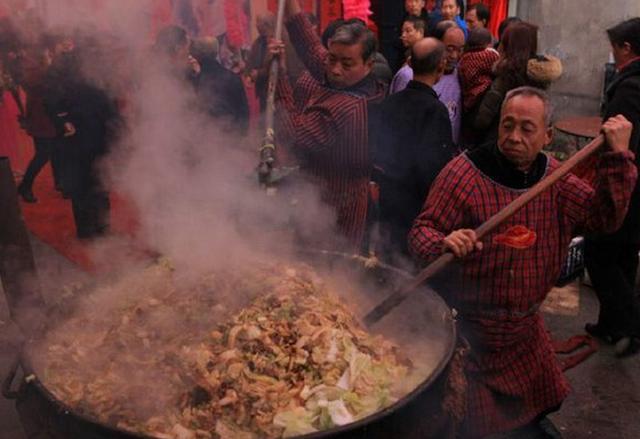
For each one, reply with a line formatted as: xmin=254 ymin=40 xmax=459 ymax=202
xmin=36 ymin=262 xmax=411 ymax=439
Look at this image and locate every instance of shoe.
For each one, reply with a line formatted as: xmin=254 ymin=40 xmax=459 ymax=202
xmin=585 ymin=323 xmax=620 ymax=344
xmin=17 ymin=185 xmax=37 ymax=203
xmin=615 ymin=336 xmax=640 ymax=357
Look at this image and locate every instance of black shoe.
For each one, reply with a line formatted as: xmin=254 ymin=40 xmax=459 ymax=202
xmin=615 ymin=336 xmax=640 ymax=357
xmin=585 ymin=323 xmax=621 ymax=344
xmin=17 ymin=185 xmax=37 ymax=203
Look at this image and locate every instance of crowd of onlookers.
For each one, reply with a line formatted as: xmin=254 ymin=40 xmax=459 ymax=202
xmin=0 ymin=0 xmax=571 ymax=268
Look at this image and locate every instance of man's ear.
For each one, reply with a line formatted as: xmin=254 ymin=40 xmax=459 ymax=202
xmin=365 ymin=56 xmax=374 ymax=72
xmin=545 ymin=126 xmax=553 ymax=147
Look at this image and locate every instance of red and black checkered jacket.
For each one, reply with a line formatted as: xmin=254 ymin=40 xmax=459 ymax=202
xmin=409 ymin=148 xmax=637 ymax=437
xmin=458 ymin=48 xmax=500 ymax=112
xmin=276 ymin=14 xmax=386 ymax=250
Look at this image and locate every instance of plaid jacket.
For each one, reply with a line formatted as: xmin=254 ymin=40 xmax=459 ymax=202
xmin=409 ymin=149 xmax=637 ymax=436
xmin=458 ymin=48 xmax=500 ymax=112
xmin=276 ymin=14 xmax=385 ymax=249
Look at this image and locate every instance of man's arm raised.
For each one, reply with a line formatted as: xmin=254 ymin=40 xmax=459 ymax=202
xmin=284 ymin=0 xmax=328 ymax=81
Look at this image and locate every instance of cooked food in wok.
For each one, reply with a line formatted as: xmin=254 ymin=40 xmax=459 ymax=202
xmin=35 ymin=262 xmax=415 ymax=439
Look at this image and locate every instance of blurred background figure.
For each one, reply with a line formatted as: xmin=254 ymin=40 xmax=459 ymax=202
xmin=439 ymin=0 xmax=468 ymax=38
xmin=389 ymin=16 xmax=426 ymax=94
xmin=191 ymin=36 xmax=249 ymax=135
xmin=17 ymin=32 xmax=66 ymax=203
xmin=465 ymin=3 xmax=491 ymax=31
xmin=44 ymin=35 xmax=122 ymax=239
xmin=246 ymin=12 xmax=275 ymax=113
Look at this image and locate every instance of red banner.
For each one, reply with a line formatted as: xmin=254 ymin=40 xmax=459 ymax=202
xmin=267 ymin=0 xmax=315 ymax=14
xmin=320 ymin=0 xmax=342 ymax=32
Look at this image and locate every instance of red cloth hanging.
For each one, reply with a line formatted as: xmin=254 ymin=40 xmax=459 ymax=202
xmin=319 ymin=0 xmax=343 ymax=32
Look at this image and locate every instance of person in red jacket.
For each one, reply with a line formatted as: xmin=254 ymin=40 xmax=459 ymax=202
xmin=410 ymin=86 xmax=637 ymax=437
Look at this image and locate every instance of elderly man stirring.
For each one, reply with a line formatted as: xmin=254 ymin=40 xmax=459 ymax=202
xmin=409 ymin=86 xmax=637 ymax=437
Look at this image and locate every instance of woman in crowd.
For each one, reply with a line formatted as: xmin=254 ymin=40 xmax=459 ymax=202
xmin=468 ymin=21 xmax=562 ymax=146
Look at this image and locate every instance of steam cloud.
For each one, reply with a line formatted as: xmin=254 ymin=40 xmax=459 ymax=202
xmin=15 ymin=0 xmax=341 ymax=274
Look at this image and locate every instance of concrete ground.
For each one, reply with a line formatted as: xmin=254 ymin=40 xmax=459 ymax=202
xmin=1 ymin=235 xmax=639 ymax=439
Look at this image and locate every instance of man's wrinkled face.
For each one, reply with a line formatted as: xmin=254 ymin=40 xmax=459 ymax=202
xmin=401 ymin=21 xmax=424 ymax=48
xmin=498 ymin=95 xmax=552 ymax=171
xmin=326 ymin=42 xmax=372 ymax=89
xmin=405 ymin=0 xmax=425 ymax=17
xmin=441 ymin=0 xmax=459 ymax=21
xmin=465 ymin=9 xmax=484 ymax=30
xmin=441 ymin=28 xmax=464 ymax=73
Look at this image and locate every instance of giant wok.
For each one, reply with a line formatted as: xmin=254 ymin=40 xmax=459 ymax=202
xmin=4 ymin=251 xmax=457 ymax=439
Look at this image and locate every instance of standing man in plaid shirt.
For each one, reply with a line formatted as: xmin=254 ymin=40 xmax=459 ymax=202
xmin=409 ymin=86 xmax=637 ymax=437
xmin=271 ymin=0 xmax=386 ymax=251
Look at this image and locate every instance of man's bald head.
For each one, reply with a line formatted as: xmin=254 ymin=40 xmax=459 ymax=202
xmin=441 ymin=26 xmax=465 ymax=73
xmin=410 ymin=37 xmax=445 ymax=75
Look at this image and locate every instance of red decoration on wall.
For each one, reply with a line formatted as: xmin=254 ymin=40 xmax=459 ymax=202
xmin=320 ymin=0 xmax=343 ymax=32
xmin=224 ymin=0 xmax=249 ymax=48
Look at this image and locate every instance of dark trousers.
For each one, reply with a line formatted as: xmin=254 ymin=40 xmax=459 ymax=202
xmin=20 ymin=137 xmax=63 ymax=190
xmin=71 ymin=189 xmax=110 ymax=239
xmin=584 ymin=239 xmax=640 ymax=336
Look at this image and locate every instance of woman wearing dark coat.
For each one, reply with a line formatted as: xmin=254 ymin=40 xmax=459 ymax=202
xmin=584 ymin=17 xmax=640 ymax=356
xmin=465 ymin=21 xmax=562 ymax=147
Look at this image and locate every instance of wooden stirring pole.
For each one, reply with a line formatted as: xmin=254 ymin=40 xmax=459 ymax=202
xmin=257 ymin=0 xmax=287 ymax=188
xmin=363 ymin=135 xmax=606 ymax=327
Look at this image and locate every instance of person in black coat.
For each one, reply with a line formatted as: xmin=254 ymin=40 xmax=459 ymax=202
xmin=44 ymin=42 xmax=121 ymax=240
xmin=374 ymin=37 xmax=456 ymax=260
xmin=191 ymin=38 xmax=249 ymax=135
xmin=584 ymin=17 xmax=640 ymax=356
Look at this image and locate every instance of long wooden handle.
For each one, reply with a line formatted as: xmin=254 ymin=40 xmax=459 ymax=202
xmin=263 ymin=0 xmax=286 ymax=133
xmin=363 ymin=135 xmax=606 ymax=326
xmin=258 ymin=0 xmax=287 ymax=186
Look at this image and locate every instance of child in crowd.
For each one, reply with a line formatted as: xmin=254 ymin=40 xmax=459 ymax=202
xmin=458 ymin=27 xmax=500 ymax=113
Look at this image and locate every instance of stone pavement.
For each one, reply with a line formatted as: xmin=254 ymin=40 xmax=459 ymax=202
xmin=1 ymin=236 xmax=639 ymax=439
